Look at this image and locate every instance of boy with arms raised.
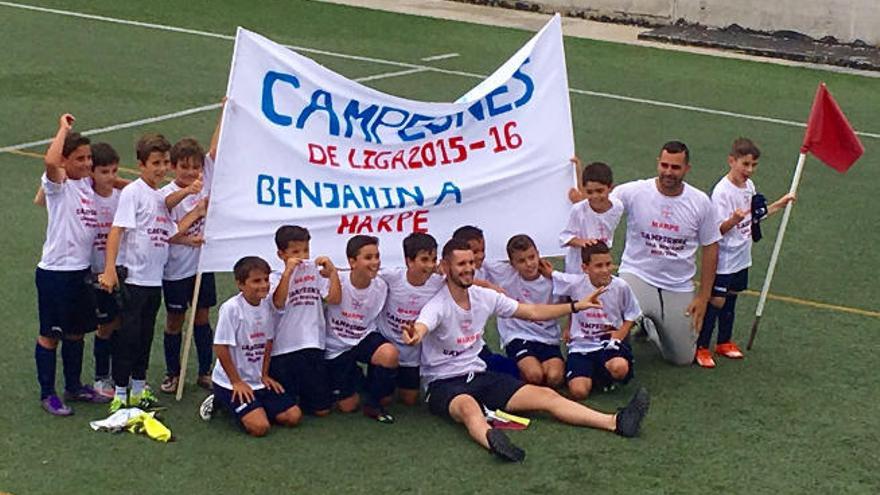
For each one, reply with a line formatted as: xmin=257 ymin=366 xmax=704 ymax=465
xmin=99 ymin=134 xmax=204 ymax=411
xmin=490 ymin=235 xmax=564 ymax=387
xmin=212 ymin=256 xmax=301 ymax=437
xmin=553 ymin=241 xmax=641 ymax=399
xmin=695 ymin=138 xmax=795 ymax=367
xmin=35 ymin=114 xmax=108 ymax=415
xmin=269 ymin=225 xmax=341 ymax=416
xmin=324 ymin=235 xmax=399 ymax=422
xmin=159 ymin=138 xmax=215 ymax=393
xmin=377 ymin=232 xmax=445 ymax=405
xmin=403 ymin=239 xmax=650 ymax=462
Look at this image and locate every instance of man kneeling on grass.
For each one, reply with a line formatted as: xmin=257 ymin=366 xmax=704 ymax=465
xmin=402 ymin=239 xmax=650 ymax=462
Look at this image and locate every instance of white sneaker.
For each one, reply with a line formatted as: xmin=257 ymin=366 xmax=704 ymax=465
xmin=93 ymin=377 xmax=115 ymax=399
xmin=199 ymin=394 xmax=214 ymax=421
xmin=640 ymin=317 xmax=660 ymax=345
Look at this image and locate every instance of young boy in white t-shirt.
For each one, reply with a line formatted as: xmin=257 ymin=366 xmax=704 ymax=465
xmin=268 ymin=225 xmax=341 ymax=417
xmin=490 ymin=235 xmax=564 ymax=387
xmin=696 ymin=138 xmax=795 ymax=368
xmin=325 ymin=235 xmax=399 ymax=422
xmin=377 ymin=232 xmax=445 ymax=405
xmin=159 ymin=138 xmax=215 ymax=394
xmin=99 ymin=134 xmax=204 ymax=412
xmin=552 ymin=241 xmax=641 ymax=399
xmin=210 ymin=256 xmax=301 ymax=437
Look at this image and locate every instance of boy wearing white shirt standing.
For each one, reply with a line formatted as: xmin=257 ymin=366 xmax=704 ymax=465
xmin=99 ymin=134 xmax=204 ymax=411
xmin=377 ymin=233 xmax=445 ymax=405
xmin=553 ymin=242 xmax=641 ymax=399
xmin=325 ymin=235 xmax=399 ymax=423
xmin=211 ymin=256 xmax=301 ymax=437
xmin=491 ymin=235 xmax=564 ymax=387
xmin=269 ymin=225 xmax=341 ymax=417
xmin=696 ymin=139 xmax=795 ymax=368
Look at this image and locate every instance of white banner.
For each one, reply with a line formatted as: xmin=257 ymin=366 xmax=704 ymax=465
xmin=200 ymin=15 xmax=575 ymax=272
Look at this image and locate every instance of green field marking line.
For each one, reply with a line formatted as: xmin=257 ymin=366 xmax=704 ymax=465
xmin=2 ymin=0 xmax=879 ymax=142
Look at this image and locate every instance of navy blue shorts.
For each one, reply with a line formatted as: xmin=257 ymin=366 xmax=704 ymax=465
xmin=162 ymin=273 xmax=217 ymax=314
xmin=36 ymin=267 xmax=96 ymax=337
xmin=711 ymin=268 xmax=748 ymax=297
xmin=94 ymin=286 xmax=120 ymax=325
xmin=269 ymin=348 xmax=333 ymax=414
xmin=397 ymin=365 xmax=420 ymax=391
xmin=566 ymin=343 xmax=634 ymax=387
xmin=327 ymin=332 xmax=389 ymax=401
xmin=425 ymin=371 xmax=525 ymax=418
xmin=504 ymin=339 xmax=563 ymax=363
xmin=213 ymin=382 xmax=297 ymax=424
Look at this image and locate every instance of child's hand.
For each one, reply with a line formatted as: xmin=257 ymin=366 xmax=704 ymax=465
xmin=98 ymin=269 xmax=118 ymax=293
xmin=59 ymin=113 xmax=75 ymax=131
xmin=779 ymin=193 xmax=796 ymax=205
xmin=186 ymin=178 xmax=203 ymax=196
xmin=729 ymin=208 xmax=748 ymax=224
xmin=315 ymin=256 xmax=336 ymax=277
xmin=574 ymin=286 xmax=606 ymax=312
xmin=232 ymin=381 xmax=255 ymax=404
xmin=401 ymin=321 xmax=421 ymax=346
xmin=568 ymin=187 xmax=584 ymax=204
xmin=561 ymin=329 xmax=571 ymax=344
xmin=262 ymin=376 xmax=285 ymax=394
xmin=284 ymin=257 xmax=303 ymax=275
xmin=538 ymin=259 xmax=554 ymax=278
xmin=185 ymin=234 xmax=205 ymax=247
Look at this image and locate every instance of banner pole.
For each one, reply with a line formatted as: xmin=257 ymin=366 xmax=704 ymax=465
xmin=176 ymin=271 xmax=203 ymax=401
xmin=747 ymin=152 xmax=806 ymax=350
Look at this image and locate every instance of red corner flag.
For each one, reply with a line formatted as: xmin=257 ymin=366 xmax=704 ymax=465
xmin=800 ymin=83 xmax=865 ymax=173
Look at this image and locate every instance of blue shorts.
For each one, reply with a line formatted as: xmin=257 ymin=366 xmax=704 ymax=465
xmin=213 ymin=382 xmax=297 ymax=424
xmin=36 ymin=267 xmax=97 ymax=337
xmin=398 ymin=365 xmax=420 ymax=391
xmin=162 ymin=273 xmax=217 ymax=314
xmin=504 ymin=339 xmax=563 ymax=363
xmin=566 ymin=343 xmax=634 ymax=387
xmin=426 ymin=371 xmax=525 ymax=418
xmin=327 ymin=332 xmax=389 ymax=401
xmin=94 ymin=286 xmax=120 ymax=325
xmin=711 ymin=268 xmax=748 ymax=297
xmin=269 ymin=348 xmax=332 ymax=414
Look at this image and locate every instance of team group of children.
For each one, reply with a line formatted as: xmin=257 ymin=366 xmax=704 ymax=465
xmin=34 ymin=111 xmax=787 ymax=447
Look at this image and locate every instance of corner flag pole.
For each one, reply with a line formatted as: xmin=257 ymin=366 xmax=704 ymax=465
xmin=747 ymin=152 xmax=806 ymax=350
xmin=176 ymin=271 xmax=203 ymax=401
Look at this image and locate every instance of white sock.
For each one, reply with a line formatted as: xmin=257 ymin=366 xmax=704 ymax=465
xmin=114 ymin=385 xmax=128 ymax=401
xmin=131 ymin=379 xmax=146 ymax=396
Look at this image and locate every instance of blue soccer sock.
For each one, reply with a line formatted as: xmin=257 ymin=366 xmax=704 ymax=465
xmin=193 ymin=323 xmax=213 ymax=375
xmin=94 ymin=335 xmax=111 ymax=379
xmin=35 ymin=342 xmax=57 ymax=400
xmin=164 ymin=332 xmax=182 ymax=376
xmin=366 ymin=365 xmax=397 ymax=407
xmin=717 ymin=295 xmax=738 ymax=344
xmin=61 ymin=338 xmax=84 ymax=393
xmin=697 ymin=303 xmax=721 ymax=348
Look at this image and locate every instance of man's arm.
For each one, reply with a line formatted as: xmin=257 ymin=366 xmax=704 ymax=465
xmin=98 ymin=226 xmax=125 ymax=292
xmin=513 ymin=286 xmax=605 ymax=322
xmin=401 ymin=321 xmax=429 ymax=346
xmin=686 ymin=242 xmax=719 ymax=331
xmin=44 ymin=114 xmax=74 ymax=184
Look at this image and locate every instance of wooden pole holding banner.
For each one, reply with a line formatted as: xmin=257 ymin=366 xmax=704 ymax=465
xmin=747 ymin=152 xmax=806 ymax=350
xmin=176 ymin=271 xmax=203 ymax=401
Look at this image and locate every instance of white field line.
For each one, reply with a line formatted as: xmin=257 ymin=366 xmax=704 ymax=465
xmin=421 ymin=52 xmax=460 ymax=62
xmin=1 ymin=1 xmax=878 ymax=142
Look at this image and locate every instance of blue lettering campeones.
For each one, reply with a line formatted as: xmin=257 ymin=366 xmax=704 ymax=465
xmin=257 ymin=175 xmax=462 ymax=209
xmin=260 ymin=58 xmax=535 ymax=144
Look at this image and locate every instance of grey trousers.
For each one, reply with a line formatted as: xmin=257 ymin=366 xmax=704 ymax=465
xmin=620 ymin=272 xmax=696 ymax=366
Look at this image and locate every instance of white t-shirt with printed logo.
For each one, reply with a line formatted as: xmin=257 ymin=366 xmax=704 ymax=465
xmin=559 ymin=199 xmax=624 ymax=274
xmin=417 ymin=285 xmax=519 ymax=385
xmin=712 ymin=177 xmax=756 ymax=274
xmin=487 ymin=262 xmax=561 ymax=348
xmin=269 ymin=262 xmax=331 ymax=356
xmin=91 ymin=189 xmax=120 ymax=273
xmin=113 ymin=178 xmax=178 ymax=287
xmin=613 ymin=179 xmax=722 ymax=292
xmin=324 ymin=273 xmax=388 ymax=359
xmin=211 ymin=293 xmax=278 ymax=390
xmin=552 ymin=272 xmax=641 ymax=354
xmin=161 ymin=181 xmax=207 ymax=281
xmin=38 ymin=174 xmax=98 ymax=271
xmin=377 ymin=268 xmax=445 ymax=367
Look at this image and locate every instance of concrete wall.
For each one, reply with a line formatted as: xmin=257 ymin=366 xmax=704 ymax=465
xmin=521 ymin=0 xmax=879 ymax=45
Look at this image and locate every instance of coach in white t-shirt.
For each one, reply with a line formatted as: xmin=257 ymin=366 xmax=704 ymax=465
xmin=612 ymin=141 xmax=722 ymax=365
xmin=402 ymin=239 xmax=650 ymax=462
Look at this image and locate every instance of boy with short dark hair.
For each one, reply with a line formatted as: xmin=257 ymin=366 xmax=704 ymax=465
xmin=377 ymin=232 xmax=445 ymax=405
xmin=159 ymin=137 xmax=215 ymax=393
xmin=269 ymin=225 xmax=341 ymax=417
xmin=560 ymin=160 xmax=623 ymax=274
xmin=324 ymin=235 xmax=399 ymax=422
xmin=211 ymin=256 xmax=302 ymax=437
xmin=89 ymin=142 xmax=122 ymax=399
xmin=99 ymin=133 xmax=204 ymax=412
xmin=696 ymin=138 xmax=795 ymax=368
xmin=35 ymin=114 xmax=108 ymax=415
xmin=490 ymin=234 xmax=564 ymax=387
xmin=552 ymin=241 xmax=641 ymax=399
